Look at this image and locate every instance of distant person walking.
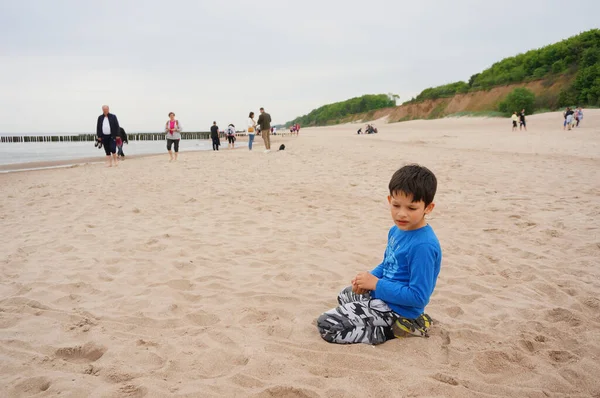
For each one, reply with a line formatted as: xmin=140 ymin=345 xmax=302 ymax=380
xmin=165 ymin=112 xmax=182 ymax=162
xmin=564 ymin=107 xmax=574 ymax=131
xmin=519 ymin=109 xmax=527 ymax=131
xmin=576 ymin=107 xmax=583 ymax=127
xmin=511 ymin=111 xmax=518 ymax=131
xmin=226 ymin=124 xmax=236 ymax=149
xmin=117 ymin=127 xmax=128 ymax=159
xmin=210 ymin=121 xmax=220 ymax=151
xmin=257 ymin=107 xmax=272 ymax=153
xmin=248 ymin=112 xmax=257 ymax=151
xmin=96 ymin=105 xmax=120 ymax=167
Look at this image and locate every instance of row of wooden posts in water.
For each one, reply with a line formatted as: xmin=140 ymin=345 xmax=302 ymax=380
xmin=0 ymin=131 xmax=298 ymax=143
xmin=0 ymin=132 xmax=231 ymax=143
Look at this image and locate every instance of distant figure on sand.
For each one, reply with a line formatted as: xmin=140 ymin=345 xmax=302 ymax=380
xmin=96 ymin=105 xmax=120 ymax=167
xmin=248 ymin=112 xmax=256 ymax=151
xmin=564 ymin=107 xmax=574 ymax=131
xmin=511 ymin=111 xmax=518 ymax=131
xmin=117 ymin=127 xmax=128 ymax=159
xmin=211 ymin=121 xmax=220 ymax=151
xmin=317 ymin=164 xmax=441 ymax=345
xmin=519 ymin=109 xmax=527 ymax=131
xmin=226 ymin=124 xmax=236 ymax=149
xmin=257 ymin=107 xmax=272 ymax=153
xmin=165 ymin=112 xmax=182 ymax=162
xmin=576 ymin=107 xmax=583 ymax=127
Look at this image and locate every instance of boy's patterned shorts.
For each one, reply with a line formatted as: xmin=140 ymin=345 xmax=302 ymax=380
xmin=316 ymin=286 xmax=432 ymax=345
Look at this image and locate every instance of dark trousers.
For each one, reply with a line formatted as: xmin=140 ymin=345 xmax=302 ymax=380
xmin=117 ymin=144 xmax=125 ymax=157
xmin=212 ymin=137 xmax=220 ymax=151
xmin=167 ymin=139 xmax=180 ymax=152
xmin=101 ymin=136 xmax=116 ymax=155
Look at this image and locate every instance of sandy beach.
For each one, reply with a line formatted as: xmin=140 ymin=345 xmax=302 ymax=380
xmin=1 ymin=111 xmax=599 ymax=397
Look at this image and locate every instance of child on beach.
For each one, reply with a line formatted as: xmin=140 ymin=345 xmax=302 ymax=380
xmin=519 ymin=109 xmax=527 ymax=131
xmin=317 ymin=165 xmax=442 ymax=345
xmin=116 ymin=127 xmax=128 ymax=159
xmin=511 ymin=111 xmax=518 ymax=131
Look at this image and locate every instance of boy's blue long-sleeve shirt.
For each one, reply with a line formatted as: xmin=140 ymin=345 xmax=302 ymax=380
xmin=370 ymin=225 xmax=441 ymax=319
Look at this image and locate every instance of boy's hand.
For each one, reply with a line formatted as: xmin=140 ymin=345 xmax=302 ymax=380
xmin=352 ymin=285 xmax=369 ymax=295
xmin=354 ymin=272 xmax=379 ymax=291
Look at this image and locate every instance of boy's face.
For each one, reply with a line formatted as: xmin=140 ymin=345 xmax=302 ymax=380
xmin=388 ymin=191 xmax=434 ymax=231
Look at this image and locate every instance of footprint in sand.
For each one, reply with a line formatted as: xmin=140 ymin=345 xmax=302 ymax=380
xmin=186 ymin=310 xmax=220 ymax=326
xmin=474 ymin=349 xmax=535 ymax=375
xmin=534 ymin=335 xmax=547 ymax=342
xmin=548 ymin=350 xmax=578 ymax=363
xmin=252 ymin=386 xmax=320 ymax=398
xmin=545 ymin=308 xmax=582 ymax=326
xmin=55 ymin=342 xmax=106 ymax=363
xmin=11 ymin=376 xmax=51 ymax=395
xmin=229 ymin=373 xmax=266 ymax=389
xmin=118 ymin=384 xmax=147 ymax=397
xmin=431 ymin=373 xmax=459 ymax=386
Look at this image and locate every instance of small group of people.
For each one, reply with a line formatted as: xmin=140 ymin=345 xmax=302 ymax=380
xmin=209 ymin=122 xmax=237 ymax=151
xmin=208 ymin=121 xmax=235 ymax=151
xmin=510 ymin=109 xmax=527 ymax=131
xmin=248 ymin=107 xmax=273 ymax=152
xmin=96 ymin=105 xmax=128 ymax=167
xmin=563 ymin=106 xmax=584 ymax=130
xmin=357 ymin=124 xmax=378 ymax=135
xmin=289 ymin=123 xmax=300 ymax=135
xmin=97 ymin=106 xmax=274 ymax=164
xmin=211 ymin=107 xmax=273 ymax=153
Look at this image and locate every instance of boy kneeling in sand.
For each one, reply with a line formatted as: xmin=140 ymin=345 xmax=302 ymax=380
xmin=317 ymin=164 xmax=442 ymax=345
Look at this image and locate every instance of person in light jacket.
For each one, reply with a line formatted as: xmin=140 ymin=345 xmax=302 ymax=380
xmin=165 ymin=112 xmax=182 ymax=161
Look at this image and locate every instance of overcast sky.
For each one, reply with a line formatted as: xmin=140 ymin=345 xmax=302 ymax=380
xmin=0 ymin=0 xmax=598 ymax=133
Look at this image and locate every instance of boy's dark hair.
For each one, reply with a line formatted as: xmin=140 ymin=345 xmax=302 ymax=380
xmin=249 ymin=112 xmax=254 ymax=118
xmin=389 ymin=164 xmax=437 ymax=206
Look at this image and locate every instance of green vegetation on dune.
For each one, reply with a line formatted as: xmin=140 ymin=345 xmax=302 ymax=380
xmin=286 ymin=30 xmax=600 ymax=127
xmin=406 ymin=29 xmax=600 ymax=107
xmin=411 ymin=81 xmax=470 ymax=103
xmin=285 ymin=94 xmax=396 ymax=127
xmin=498 ymin=87 xmax=536 ymax=115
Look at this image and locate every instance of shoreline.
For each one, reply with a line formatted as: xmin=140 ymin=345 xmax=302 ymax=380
xmin=0 ymin=135 xmax=276 ymax=173
xmin=0 ymin=152 xmax=165 ymax=173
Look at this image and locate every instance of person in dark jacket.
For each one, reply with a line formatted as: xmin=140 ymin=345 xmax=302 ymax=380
xmin=210 ymin=121 xmax=220 ymax=151
xmin=256 ymin=107 xmax=272 ymax=152
xmin=96 ymin=105 xmax=120 ymax=167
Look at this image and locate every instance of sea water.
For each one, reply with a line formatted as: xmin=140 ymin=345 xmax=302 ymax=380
xmin=0 ymin=139 xmax=214 ymax=166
